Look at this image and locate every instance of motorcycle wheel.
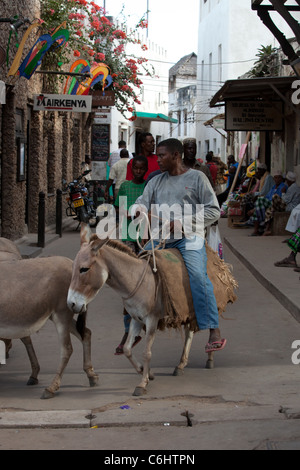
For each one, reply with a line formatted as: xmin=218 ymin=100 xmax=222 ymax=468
xmin=77 ymin=206 xmax=89 ymax=224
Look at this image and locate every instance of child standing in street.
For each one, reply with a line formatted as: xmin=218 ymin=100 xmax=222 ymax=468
xmin=113 ymin=155 xmax=148 ymax=355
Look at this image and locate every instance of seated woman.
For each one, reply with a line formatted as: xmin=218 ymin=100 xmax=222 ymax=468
xmin=264 ymin=172 xmax=300 ymax=236
xmin=249 ymin=171 xmax=287 ymax=236
xmin=239 ymin=163 xmax=274 ymax=223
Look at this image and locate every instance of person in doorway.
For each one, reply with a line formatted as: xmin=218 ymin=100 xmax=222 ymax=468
xmin=81 ymin=155 xmax=92 ymax=182
xmin=108 ymin=140 xmax=133 ymax=168
xmin=213 ymin=155 xmax=228 ymax=195
xmin=182 ymin=138 xmax=214 ymax=189
xmin=105 ymin=149 xmax=130 ymax=200
xmin=113 ymin=155 xmax=149 ymax=355
xmin=206 ymin=153 xmax=218 ymax=186
xmin=217 ymin=155 xmax=242 ymax=206
xmin=133 ymin=138 xmax=226 ymax=354
xmin=126 ymin=132 xmax=160 ymax=181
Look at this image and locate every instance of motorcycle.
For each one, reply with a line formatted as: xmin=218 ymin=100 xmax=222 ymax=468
xmin=64 ymin=170 xmax=99 ymax=226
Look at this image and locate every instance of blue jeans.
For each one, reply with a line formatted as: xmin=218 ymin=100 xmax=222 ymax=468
xmin=144 ymin=236 xmax=219 ymax=330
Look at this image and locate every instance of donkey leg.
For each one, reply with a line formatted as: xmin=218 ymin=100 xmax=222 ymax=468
xmin=206 ymin=351 xmax=214 ymax=369
xmin=173 ymin=326 xmax=194 ymax=376
xmin=125 ymin=318 xmax=157 ymax=397
xmin=20 ymin=336 xmax=40 ymax=385
xmin=70 ymin=319 xmax=99 ymax=387
xmin=123 ymin=318 xmax=144 ymax=376
xmin=41 ymin=316 xmax=73 ymax=399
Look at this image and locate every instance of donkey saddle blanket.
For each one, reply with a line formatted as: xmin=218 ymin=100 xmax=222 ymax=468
xmin=151 ymin=245 xmax=238 ymax=332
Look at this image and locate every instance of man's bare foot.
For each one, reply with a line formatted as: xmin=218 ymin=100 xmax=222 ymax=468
xmin=205 ymin=329 xmax=227 ymax=353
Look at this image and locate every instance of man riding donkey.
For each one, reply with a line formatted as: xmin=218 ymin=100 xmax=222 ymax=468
xmin=132 ymin=138 xmax=226 ymax=353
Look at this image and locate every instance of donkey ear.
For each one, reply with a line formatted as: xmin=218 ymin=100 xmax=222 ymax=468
xmin=80 ymin=223 xmax=92 ymax=245
xmin=91 ymin=237 xmax=109 ymax=253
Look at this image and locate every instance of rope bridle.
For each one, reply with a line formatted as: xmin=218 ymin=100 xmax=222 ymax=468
xmin=121 ymin=212 xmax=170 ymax=301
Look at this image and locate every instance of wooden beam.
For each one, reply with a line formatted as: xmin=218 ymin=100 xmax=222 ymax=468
xmin=269 ymin=0 xmax=300 ymax=44
xmin=252 ymin=1 xmax=300 ymax=11
xmin=256 ymin=7 xmax=298 ymax=62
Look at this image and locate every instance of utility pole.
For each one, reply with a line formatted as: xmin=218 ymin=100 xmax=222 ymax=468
xmin=147 ymin=0 xmax=149 ymax=38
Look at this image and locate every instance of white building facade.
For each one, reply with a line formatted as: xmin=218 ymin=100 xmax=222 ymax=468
xmin=111 ymin=34 xmax=172 ymax=156
xmin=91 ymin=26 xmax=174 ymax=180
xmin=196 ymin=0 xmax=299 ymax=162
xmin=168 ymin=53 xmax=197 ymax=141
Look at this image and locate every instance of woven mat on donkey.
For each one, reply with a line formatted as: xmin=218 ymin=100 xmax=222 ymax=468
xmin=150 ymin=245 xmax=238 ymax=332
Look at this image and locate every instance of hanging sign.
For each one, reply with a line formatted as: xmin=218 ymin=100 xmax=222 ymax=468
xmin=225 ymin=100 xmax=283 ymax=131
xmin=8 ymin=22 xmax=69 ymax=79
xmin=64 ymin=60 xmax=113 ymax=96
xmin=33 ymin=94 xmax=92 ymax=113
xmin=92 ymin=90 xmax=115 ymax=107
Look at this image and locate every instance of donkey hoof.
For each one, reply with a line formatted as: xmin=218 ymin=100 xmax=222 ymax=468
xmin=205 ymin=359 xmax=214 ymax=370
xmin=89 ymin=375 xmax=99 ymax=387
xmin=133 ymin=386 xmax=147 ymax=396
xmin=40 ymin=388 xmax=55 ymax=399
xmin=173 ymin=367 xmax=184 ymax=376
xmin=27 ymin=376 xmax=38 ymax=386
xmin=149 ymin=371 xmax=155 ymax=381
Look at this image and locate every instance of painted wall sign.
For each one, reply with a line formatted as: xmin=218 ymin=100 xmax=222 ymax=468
xmin=33 ymin=94 xmax=92 ymax=113
xmin=225 ymin=100 xmax=283 ymax=131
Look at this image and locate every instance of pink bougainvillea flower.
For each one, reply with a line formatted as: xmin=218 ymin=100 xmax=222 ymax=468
xmin=96 ymin=52 xmax=106 ymax=61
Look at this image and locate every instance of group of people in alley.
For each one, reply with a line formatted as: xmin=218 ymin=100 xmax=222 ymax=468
xmin=103 ymin=134 xmax=226 ymax=356
xmin=102 ymin=134 xmax=300 ymax=355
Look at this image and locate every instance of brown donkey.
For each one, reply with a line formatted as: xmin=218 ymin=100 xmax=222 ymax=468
xmin=0 ymin=237 xmax=98 ymax=398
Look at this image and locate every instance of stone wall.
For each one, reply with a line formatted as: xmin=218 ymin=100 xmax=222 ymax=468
xmin=0 ymin=0 xmax=91 ymax=239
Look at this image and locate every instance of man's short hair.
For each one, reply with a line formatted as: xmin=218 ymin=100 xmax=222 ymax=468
xmin=119 ymin=140 xmax=126 ymax=147
xmin=132 ymin=155 xmax=148 ymax=169
xmin=120 ymin=149 xmax=129 ymax=158
xmin=139 ymin=132 xmax=153 ymax=146
xmin=157 ymin=138 xmax=184 ymax=155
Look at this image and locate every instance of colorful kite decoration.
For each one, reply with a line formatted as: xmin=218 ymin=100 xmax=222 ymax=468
xmin=64 ymin=60 xmax=113 ymax=95
xmin=8 ymin=22 xmax=69 ymax=79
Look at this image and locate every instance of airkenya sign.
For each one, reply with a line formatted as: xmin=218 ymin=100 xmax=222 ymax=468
xmin=34 ymin=94 xmax=92 ymax=113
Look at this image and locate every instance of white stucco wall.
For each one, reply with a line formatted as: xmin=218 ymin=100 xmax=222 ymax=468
xmin=196 ymin=0 xmax=300 ymax=161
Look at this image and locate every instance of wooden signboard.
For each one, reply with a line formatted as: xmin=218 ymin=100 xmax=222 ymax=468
xmin=91 ymin=123 xmax=110 ymax=162
xmin=92 ymin=90 xmax=115 ymax=108
xmin=225 ymin=100 xmax=283 ymax=131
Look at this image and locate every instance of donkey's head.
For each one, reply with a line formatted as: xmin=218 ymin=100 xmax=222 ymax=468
xmin=67 ymin=224 xmax=109 ymax=313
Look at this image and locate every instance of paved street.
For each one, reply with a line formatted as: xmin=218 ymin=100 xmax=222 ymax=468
xmin=0 ymin=218 xmax=300 ymax=450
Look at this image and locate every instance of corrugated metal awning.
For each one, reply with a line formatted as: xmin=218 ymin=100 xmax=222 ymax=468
xmin=210 ymin=76 xmax=296 ymax=108
xmin=134 ymin=112 xmax=178 ymax=123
